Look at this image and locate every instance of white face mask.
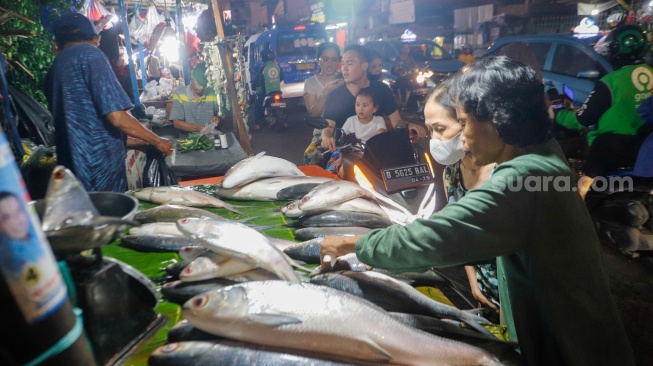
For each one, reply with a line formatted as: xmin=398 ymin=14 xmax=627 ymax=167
xmin=429 ymin=131 xmax=465 ymax=166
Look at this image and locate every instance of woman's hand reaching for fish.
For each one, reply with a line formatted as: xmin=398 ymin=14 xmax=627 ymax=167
xmin=319 ymin=235 xmax=360 ymax=270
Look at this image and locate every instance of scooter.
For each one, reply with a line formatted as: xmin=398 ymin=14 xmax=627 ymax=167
xmin=263 ymin=91 xmax=288 ymax=132
xmin=305 ymin=117 xmax=437 ymax=225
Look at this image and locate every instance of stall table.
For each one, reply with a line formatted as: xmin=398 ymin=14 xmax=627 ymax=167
xmin=165 ymin=132 xmax=248 ymax=180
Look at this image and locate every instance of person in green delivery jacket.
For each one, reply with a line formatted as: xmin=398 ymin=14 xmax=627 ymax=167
xmin=554 ymin=25 xmax=653 ymax=198
xmin=319 ymin=56 xmax=635 ymax=366
xmin=252 ymin=49 xmax=284 ymax=130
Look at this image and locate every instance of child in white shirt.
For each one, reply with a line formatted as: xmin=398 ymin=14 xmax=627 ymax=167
xmin=326 ymin=88 xmax=387 ymax=177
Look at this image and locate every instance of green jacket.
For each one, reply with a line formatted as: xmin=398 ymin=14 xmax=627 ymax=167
xmin=356 ymin=139 xmax=634 ymax=366
xmin=556 ymin=64 xmax=651 ymax=145
xmin=255 ymin=61 xmax=283 ymax=95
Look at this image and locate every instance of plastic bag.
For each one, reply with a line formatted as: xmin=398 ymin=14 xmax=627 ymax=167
xmin=142 ymin=146 xmax=177 ymax=187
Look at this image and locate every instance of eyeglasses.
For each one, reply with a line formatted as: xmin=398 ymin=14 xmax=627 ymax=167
xmin=319 ymin=57 xmax=340 ymax=63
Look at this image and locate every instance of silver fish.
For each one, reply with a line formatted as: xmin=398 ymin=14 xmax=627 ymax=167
xmin=149 ymin=341 xmax=358 ymax=366
xmin=130 ymin=223 xmax=183 ymax=237
xmin=298 ymin=211 xmax=392 ymax=229
xmin=302 ymin=198 xmax=390 ymax=219
xmin=281 ymin=199 xmax=304 ymax=218
xmin=179 ymin=246 xmax=210 ymax=261
xmin=221 ymin=152 xmax=306 ymax=189
xmin=176 ymin=218 xmax=300 ymax=282
xmin=120 ymin=235 xmax=197 ymax=252
xmin=162 ymin=279 xmax=236 ymax=305
xmin=42 ymin=166 xmax=98 ymax=231
xmin=180 ymin=256 xmax=256 ymax=282
xmin=283 ymin=237 xmax=324 ymax=264
xmin=293 ymin=227 xmax=372 ymax=241
xmin=134 ymin=204 xmax=228 ymax=223
xmin=310 ymin=270 xmax=492 ymax=336
xmin=216 ymin=176 xmax=332 ymax=201
xmin=298 ymin=180 xmax=374 ymax=211
xmin=182 ymin=281 xmax=500 ymax=365
xmin=132 ymin=186 xmax=244 ymax=215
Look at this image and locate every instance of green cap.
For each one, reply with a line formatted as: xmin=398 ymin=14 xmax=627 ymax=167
xmin=192 ymin=63 xmax=208 ymax=87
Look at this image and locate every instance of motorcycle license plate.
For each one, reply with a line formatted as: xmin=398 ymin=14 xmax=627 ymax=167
xmin=381 ymin=163 xmax=435 ymax=192
xmin=271 ymin=102 xmax=286 ymax=107
xmin=296 ymin=63 xmax=315 ymax=70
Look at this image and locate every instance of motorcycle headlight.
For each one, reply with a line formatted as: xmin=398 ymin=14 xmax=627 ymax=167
xmin=416 ymin=74 xmax=426 ymax=84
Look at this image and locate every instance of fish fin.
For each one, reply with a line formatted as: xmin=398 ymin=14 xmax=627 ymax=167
xmin=238 ymin=216 xmax=259 ymax=224
xmin=283 ymin=253 xmax=313 ymax=273
xmin=251 ymin=225 xmax=276 ymax=232
xmin=361 ymin=337 xmax=393 ymax=360
xmin=326 ymin=186 xmax=341 ymax=195
xmin=247 ymin=313 xmax=302 ymax=326
xmin=223 ymin=205 xmax=245 ymax=215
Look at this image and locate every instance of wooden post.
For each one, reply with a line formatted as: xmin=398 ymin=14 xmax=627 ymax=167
xmin=211 ymin=0 xmax=253 ymax=155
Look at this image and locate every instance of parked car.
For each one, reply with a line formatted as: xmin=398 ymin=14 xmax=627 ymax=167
xmin=483 ymin=33 xmax=611 ymax=106
xmin=365 ymin=39 xmax=465 ymax=85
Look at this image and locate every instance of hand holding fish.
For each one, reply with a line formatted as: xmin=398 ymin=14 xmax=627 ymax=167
xmin=319 ymin=235 xmax=360 ymax=270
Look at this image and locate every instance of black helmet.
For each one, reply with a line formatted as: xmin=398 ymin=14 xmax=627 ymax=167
xmin=261 ymin=49 xmax=275 ymax=62
xmin=606 ymin=25 xmax=648 ymax=67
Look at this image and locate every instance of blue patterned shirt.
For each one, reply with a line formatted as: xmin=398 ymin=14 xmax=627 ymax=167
xmin=45 ymin=44 xmax=133 ymax=192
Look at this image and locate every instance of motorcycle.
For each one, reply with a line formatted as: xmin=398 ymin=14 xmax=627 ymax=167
xmin=263 ymin=91 xmax=288 ymax=132
xmin=305 ymin=117 xmax=437 ymax=225
xmin=391 ymin=64 xmax=435 ymax=116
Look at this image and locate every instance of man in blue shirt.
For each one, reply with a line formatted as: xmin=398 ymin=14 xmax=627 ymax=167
xmin=45 ymin=13 xmax=172 ymax=192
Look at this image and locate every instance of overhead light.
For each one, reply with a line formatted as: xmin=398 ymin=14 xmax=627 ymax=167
xmin=163 ymin=18 xmax=176 ymax=38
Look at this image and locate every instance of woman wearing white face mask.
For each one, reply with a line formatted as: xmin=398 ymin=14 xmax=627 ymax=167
xmin=425 ymin=79 xmax=499 ymax=319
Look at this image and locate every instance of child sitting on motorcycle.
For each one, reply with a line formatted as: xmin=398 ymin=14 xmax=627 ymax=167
xmin=326 ymin=88 xmax=387 ymax=177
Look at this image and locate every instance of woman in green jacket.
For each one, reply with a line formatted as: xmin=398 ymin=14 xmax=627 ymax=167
xmin=320 ymin=56 xmax=634 ymax=366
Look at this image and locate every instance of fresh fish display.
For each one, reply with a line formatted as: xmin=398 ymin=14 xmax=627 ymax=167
xmin=268 ymin=237 xmax=298 ymax=252
xmin=216 ymin=176 xmax=331 ymax=201
xmin=165 ymin=260 xmax=190 ymax=278
xmin=293 ymin=227 xmax=372 ymax=241
xmin=162 ymin=278 xmax=237 ymax=305
xmin=130 ymin=223 xmax=183 ymax=237
xmin=311 ymin=253 xmax=369 ymax=275
xmin=132 ymin=186 xmax=244 ymax=215
xmin=120 ymin=235 xmax=198 ymax=253
xmin=298 ymin=211 xmax=392 ymax=229
xmin=134 ymin=204 xmax=228 ymax=223
xmin=220 ymin=152 xmax=306 ymax=189
xmin=149 ymin=341 xmax=358 ymax=366
xmin=283 ymin=238 xmax=324 ymax=264
xmin=280 ymin=200 xmax=304 ymax=218
xmin=176 ymin=218 xmax=300 ymax=282
xmin=182 ymin=281 xmax=500 ymax=365
xmin=180 ymin=256 xmax=256 ymax=282
xmin=310 ymin=271 xmax=491 ymax=336
xmin=42 ymin=166 xmax=98 ymax=231
xmin=221 ymin=268 xmax=282 ymax=282
xmin=276 ymin=183 xmax=330 ymax=200
xmin=298 ymin=180 xmax=374 ymax=212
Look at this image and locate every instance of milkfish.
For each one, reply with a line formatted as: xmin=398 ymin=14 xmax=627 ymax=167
xmin=302 ymin=198 xmax=389 ymax=219
xmin=162 ymin=278 xmax=237 ymax=305
xmin=298 ymin=211 xmax=392 ymax=229
xmin=180 ymin=256 xmax=256 ymax=282
xmin=179 ymin=246 xmax=209 ymax=261
xmin=176 ymin=218 xmax=300 ymax=282
xmin=216 ymin=176 xmax=331 ymax=201
xmin=220 ymin=152 xmax=306 ymax=189
xmin=149 ymin=341 xmax=358 ymax=366
xmin=129 ymin=223 xmax=184 ymax=237
xmin=310 ymin=252 xmax=369 ymax=275
xmin=182 ymin=281 xmax=501 ymax=366
xmin=283 ymin=237 xmax=324 ymax=264
xmin=132 ymin=186 xmax=244 ymax=215
xmin=167 ymin=320 xmax=224 ymax=343
xmin=134 ymin=204 xmax=229 ymax=223
xmin=276 ymin=182 xmax=333 ymax=200
xmin=41 ymin=166 xmax=99 ymax=231
xmin=120 ymin=235 xmax=198 ymax=253
xmin=280 ymin=200 xmax=304 ymax=218
xmin=298 ymin=180 xmax=374 ymax=211
xmin=310 ymin=270 xmax=492 ymax=336
xmin=293 ymin=227 xmax=373 ymax=241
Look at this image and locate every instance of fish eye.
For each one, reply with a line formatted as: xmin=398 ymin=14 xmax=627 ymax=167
xmin=179 ymin=218 xmax=189 ymax=224
xmin=163 ymin=281 xmax=180 ymax=287
xmin=183 ymin=267 xmax=193 ymax=274
xmin=161 ymin=343 xmax=180 ymax=353
xmin=301 ymin=196 xmax=310 ymax=203
xmin=193 ymin=295 xmax=208 ymax=308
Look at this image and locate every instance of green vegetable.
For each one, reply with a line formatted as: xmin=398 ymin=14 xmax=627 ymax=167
xmin=178 ymin=133 xmax=214 ymax=153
